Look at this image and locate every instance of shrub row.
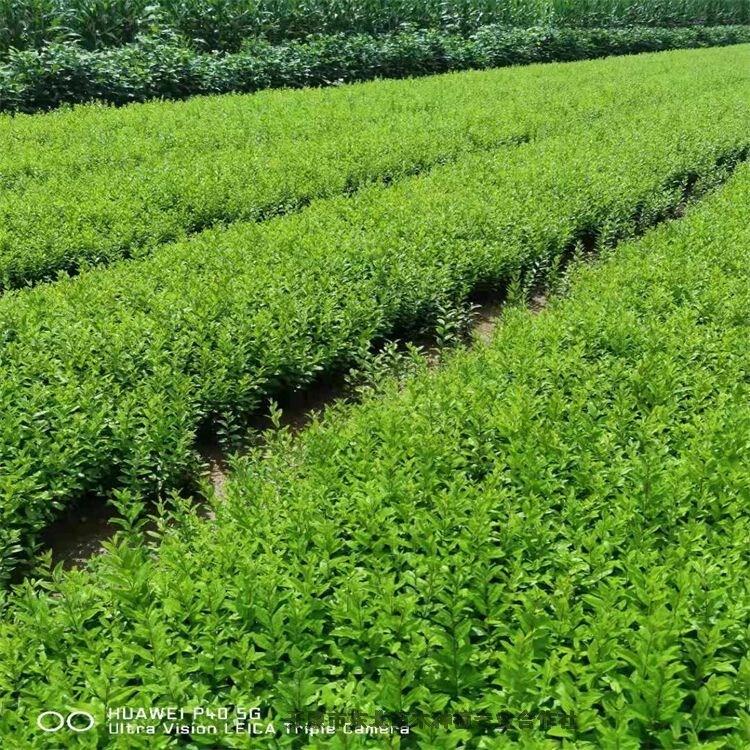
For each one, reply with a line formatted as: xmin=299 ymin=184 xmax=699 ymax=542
xmin=2 ymin=25 xmax=750 ymax=115
xmin=2 ymin=158 xmax=750 ymax=747
xmin=0 ymin=76 xmax=749 ymax=581
xmin=0 ymin=44 xmax=745 ymax=290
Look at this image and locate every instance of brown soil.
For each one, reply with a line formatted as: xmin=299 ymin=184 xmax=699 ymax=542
xmin=42 ymin=497 xmax=119 ymax=570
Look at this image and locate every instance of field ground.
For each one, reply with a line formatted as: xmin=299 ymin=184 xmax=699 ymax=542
xmin=0 ymin=43 xmax=749 ymax=747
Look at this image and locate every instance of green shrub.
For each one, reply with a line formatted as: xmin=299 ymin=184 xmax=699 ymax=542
xmin=0 ymin=67 xmax=748 ymax=581
xmin=1 ymin=25 xmax=749 ymax=114
xmin=0 ymin=43 xmax=745 ymax=290
xmin=2 ymin=157 xmax=750 ymax=748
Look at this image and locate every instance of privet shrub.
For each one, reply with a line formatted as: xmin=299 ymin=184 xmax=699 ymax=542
xmin=0 ymin=44 xmax=744 ymax=289
xmin=0 ymin=77 xmax=748 ymax=580
xmin=2 ymin=160 xmax=750 ymax=747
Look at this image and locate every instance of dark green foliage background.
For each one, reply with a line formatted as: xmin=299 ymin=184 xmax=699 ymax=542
xmin=1 ymin=0 xmax=749 ymax=55
xmin=2 ymin=24 xmax=749 ymax=113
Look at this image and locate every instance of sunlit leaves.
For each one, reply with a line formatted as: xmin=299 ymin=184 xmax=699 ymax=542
xmin=2 ymin=154 xmax=750 ymax=746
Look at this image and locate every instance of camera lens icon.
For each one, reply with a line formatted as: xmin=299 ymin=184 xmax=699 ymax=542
xmin=37 ymin=710 xmax=96 ymax=733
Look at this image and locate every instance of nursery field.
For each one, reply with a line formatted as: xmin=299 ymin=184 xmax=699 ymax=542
xmin=1 ymin=43 xmax=750 ymax=747
xmin=1 ymin=44 xmax=749 ymax=583
xmin=3 ymin=104 xmax=750 ymax=750
xmin=0 ymin=44 xmax=744 ymax=289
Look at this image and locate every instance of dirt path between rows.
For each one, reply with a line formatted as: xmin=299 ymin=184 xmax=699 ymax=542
xmin=43 ymin=297 xmax=524 ymax=570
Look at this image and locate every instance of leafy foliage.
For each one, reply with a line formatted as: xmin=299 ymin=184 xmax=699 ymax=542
xmin=0 ymin=53 xmax=749 ymax=581
xmin=344 ymin=339 xmax=428 ymax=397
xmin=3 ymin=44 xmax=740 ymax=291
xmin=1 ymin=0 xmax=749 ymax=55
xmin=1 ymin=24 xmax=749 ymax=114
xmin=2 ymin=157 xmax=750 ymax=748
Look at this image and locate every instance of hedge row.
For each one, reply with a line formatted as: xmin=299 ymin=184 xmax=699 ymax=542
xmin=1 ymin=44 xmax=745 ymax=290
xmin=2 ymin=0 xmax=749 ymax=55
xmin=3 ymin=157 xmax=750 ymax=748
xmin=1 ymin=74 xmax=749 ymax=581
xmin=2 ymin=25 xmax=750 ymax=114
